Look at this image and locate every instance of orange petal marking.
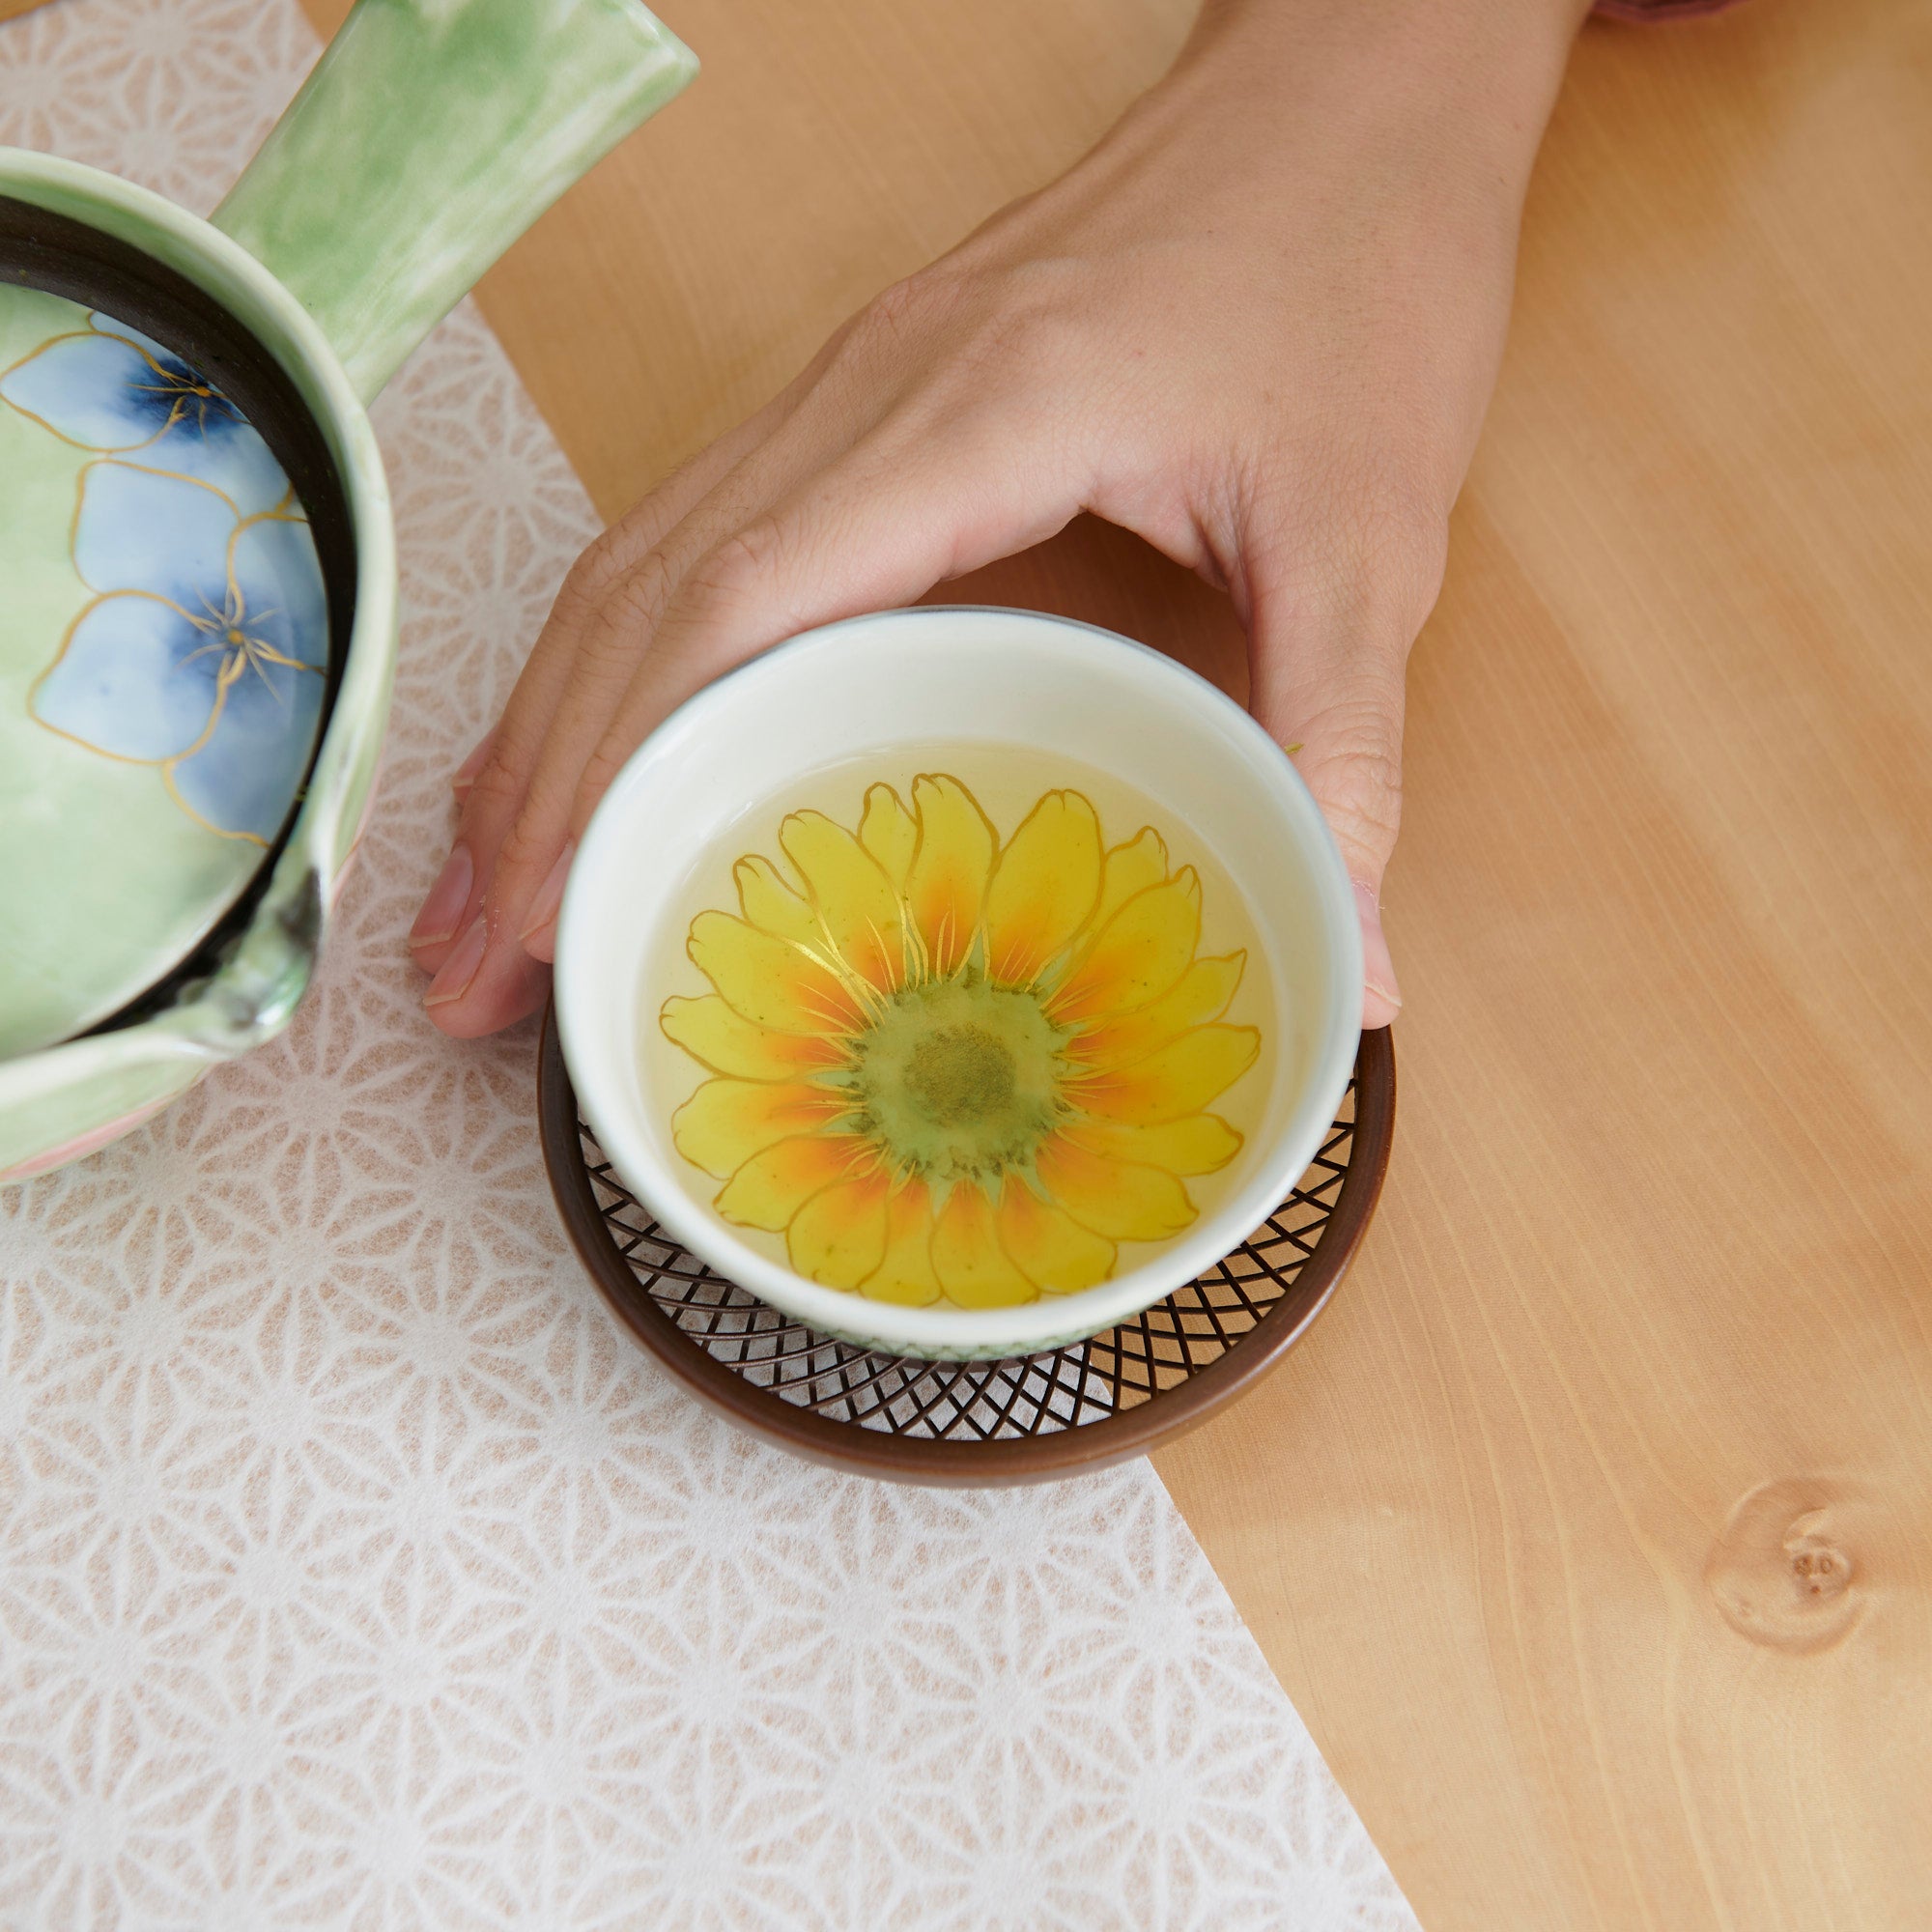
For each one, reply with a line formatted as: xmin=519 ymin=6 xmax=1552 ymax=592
xmin=1047 ymin=870 xmax=1200 ymax=1026
xmin=689 ymin=910 xmax=865 ymax=1036
xmin=1062 ymin=1114 xmax=1242 ymax=1177
xmin=1034 ymin=1134 xmax=1194 ymax=1242
xmin=906 ymin=775 xmax=995 ymax=980
xmin=996 ymin=1181 xmax=1116 ymax=1294
xmin=1066 ymin=953 xmax=1244 ymax=1069
xmin=661 ymin=994 xmax=846 ymax=1080
xmin=671 ymin=1077 xmax=850 ymax=1178
xmin=981 ymin=788 xmax=1102 ymax=987
xmin=713 ymin=1133 xmax=873 ymax=1230
xmin=1069 ymin=1024 xmax=1259 ymax=1126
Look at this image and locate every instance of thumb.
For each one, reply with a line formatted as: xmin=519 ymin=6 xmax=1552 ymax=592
xmin=1250 ymin=618 xmax=1410 ymax=1030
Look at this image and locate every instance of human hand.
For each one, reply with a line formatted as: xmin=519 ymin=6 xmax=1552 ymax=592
xmin=411 ymin=0 xmax=1588 ymax=1036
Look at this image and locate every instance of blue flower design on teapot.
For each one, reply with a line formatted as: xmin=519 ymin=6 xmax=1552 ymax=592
xmin=1 ymin=313 xmax=327 ymax=843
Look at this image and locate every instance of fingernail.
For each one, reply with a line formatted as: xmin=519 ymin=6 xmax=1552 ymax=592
xmin=425 ymin=917 xmax=489 ymax=1009
xmin=518 ymin=840 xmax=575 ymax=945
xmin=410 ymin=843 xmax=473 ymax=949
xmin=451 ymin=728 xmax=497 ymax=798
xmin=1353 ymin=877 xmax=1403 ymax=1011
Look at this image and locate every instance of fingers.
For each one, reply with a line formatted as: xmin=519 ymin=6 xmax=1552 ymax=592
xmin=408 ymin=398 xmax=786 ymax=979
xmin=425 ymin=412 xmax=1083 ymax=1037
xmin=1244 ymin=512 xmax=1443 ymax=1031
xmin=450 ymin=727 xmax=496 ymax=800
xmin=425 ymin=332 xmax=887 ymax=963
xmin=419 ymin=405 xmax=892 ymax=1037
xmin=1291 ymin=677 xmax=1408 ymax=1029
xmin=580 ymin=416 xmax=1073 ymax=821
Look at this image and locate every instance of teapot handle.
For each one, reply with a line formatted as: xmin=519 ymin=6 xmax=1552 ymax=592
xmin=213 ymin=0 xmax=696 ymax=402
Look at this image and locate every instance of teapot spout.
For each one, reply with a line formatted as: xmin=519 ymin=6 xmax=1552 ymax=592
xmin=213 ymin=0 xmax=696 ymax=402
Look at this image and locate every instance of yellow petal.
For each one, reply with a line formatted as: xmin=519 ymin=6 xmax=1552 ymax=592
xmin=734 ymin=854 xmax=819 ymax=947
xmin=906 ymin=774 xmax=995 ymax=980
xmin=780 ymin=810 xmax=903 ymax=993
xmin=982 ymin=789 xmax=1102 ymax=987
xmin=862 ymin=1179 xmax=943 ymax=1306
xmin=931 ymin=1181 xmax=1036 ymax=1308
xmin=997 ymin=1182 xmax=1116 ymax=1294
xmin=661 ymin=995 xmax=846 ymax=1080
xmin=1093 ymin=828 xmax=1168 ymax=931
xmin=671 ymin=1078 xmax=850 ymax=1178
xmin=1034 ymin=1135 xmax=1196 ymax=1242
xmin=1048 ymin=869 xmax=1200 ymax=1025
xmin=714 ymin=1133 xmax=872 ymax=1229
xmin=1066 ymin=953 xmax=1244 ymax=1069
xmin=689 ymin=910 xmax=864 ymax=1036
xmin=787 ymin=1170 xmax=891 ymax=1289
xmin=859 ymin=783 xmax=917 ymax=890
xmin=1070 ymin=1024 xmax=1260 ymax=1125
xmin=1063 ymin=1113 xmax=1243 ymax=1177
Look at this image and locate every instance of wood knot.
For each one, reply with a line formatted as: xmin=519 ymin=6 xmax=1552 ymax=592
xmin=1705 ymin=1478 xmax=1863 ymax=1654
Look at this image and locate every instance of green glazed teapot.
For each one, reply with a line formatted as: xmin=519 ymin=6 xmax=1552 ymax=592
xmin=0 ymin=0 xmax=696 ymax=1181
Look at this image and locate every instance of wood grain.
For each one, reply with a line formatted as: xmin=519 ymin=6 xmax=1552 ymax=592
xmin=295 ymin=0 xmax=1932 ymax=1923
xmin=1163 ymin=4 xmax=1932 ymax=1927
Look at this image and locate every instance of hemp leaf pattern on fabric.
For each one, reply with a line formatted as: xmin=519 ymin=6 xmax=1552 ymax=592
xmin=0 ymin=2 xmax=1420 ymax=1927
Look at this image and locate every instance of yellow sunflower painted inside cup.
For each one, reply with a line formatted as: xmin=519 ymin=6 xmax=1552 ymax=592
xmin=659 ymin=773 xmax=1264 ymax=1310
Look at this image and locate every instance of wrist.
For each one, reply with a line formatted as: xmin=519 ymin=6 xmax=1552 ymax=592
xmin=1187 ymin=0 xmax=1592 ymax=93
xmin=1153 ymin=0 xmax=1587 ymax=205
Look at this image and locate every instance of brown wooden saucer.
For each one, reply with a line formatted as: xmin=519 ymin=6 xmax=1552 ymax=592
xmin=537 ymin=1006 xmax=1394 ymax=1486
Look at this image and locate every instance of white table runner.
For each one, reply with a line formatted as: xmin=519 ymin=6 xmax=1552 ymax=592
xmin=0 ymin=4 xmax=1419 ymax=1924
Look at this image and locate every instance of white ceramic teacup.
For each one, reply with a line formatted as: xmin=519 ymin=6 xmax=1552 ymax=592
xmin=554 ymin=606 xmax=1362 ymax=1360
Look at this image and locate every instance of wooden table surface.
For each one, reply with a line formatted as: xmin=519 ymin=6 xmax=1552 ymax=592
xmin=295 ymin=0 xmax=1928 ymax=1924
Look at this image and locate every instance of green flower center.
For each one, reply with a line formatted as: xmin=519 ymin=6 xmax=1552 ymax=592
xmin=847 ymin=974 xmax=1068 ymax=1185
xmin=904 ymin=1025 xmax=1013 ymax=1126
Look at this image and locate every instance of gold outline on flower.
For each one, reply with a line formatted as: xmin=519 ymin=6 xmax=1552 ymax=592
xmin=25 ymin=461 xmax=321 ymax=846
xmin=0 ymin=316 xmax=242 ymax=454
xmin=3 ymin=305 xmax=326 ymax=842
xmin=662 ymin=775 xmax=1262 ymax=1309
